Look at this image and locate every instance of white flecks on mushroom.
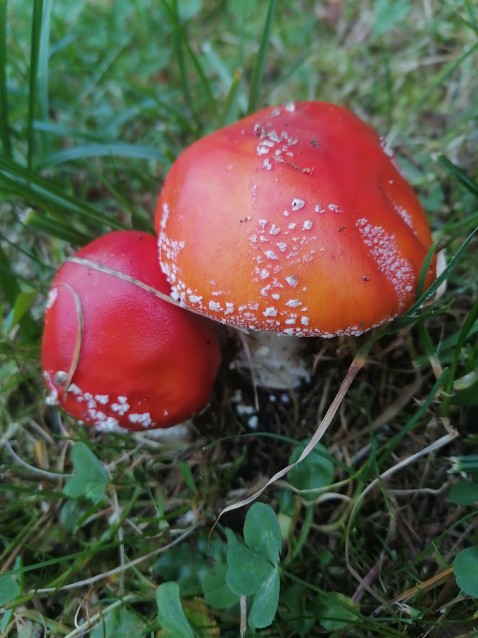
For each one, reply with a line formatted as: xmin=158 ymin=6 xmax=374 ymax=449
xmin=264 ymin=307 xmax=278 ymax=317
xmin=209 ymin=301 xmax=221 ymax=312
xmin=302 ymin=220 xmax=313 ymax=230
xmin=356 ymin=217 xmax=415 ymax=310
xmin=189 ymin=294 xmax=203 ymax=304
xmin=268 ymin=130 xmax=281 ymax=143
xmin=95 ymin=419 xmax=129 ymax=434
xmin=53 ymin=370 xmax=69 ymax=386
xmin=285 ymin=275 xmax=298 ymax=288
xmin=394 ymin=202 xmax=415 ymax=230
xmin=262 ymin=158 xmax=272 ymax=170
xmin=292 ymin=198 xmax=305 ymax=211
xmin=88 ymin=408 xmax=106 ymax=422
xmin=380 ymin=136 xmax=394 ymax=158
xmin=45 ymin=386 xmax=59 ymax=406
xmin=128 ymin=412 xmax=153 ymax=428
xmin=225 ymin=302 xmax=235 ymax=315
xmin=269 ymin=224 xmax=280 ymax=235
xmin=46 ymin=287 xmax=58 ymax=310
xmin=257 ymin=139 xmax=275 ymax=155
xmin=67 ymin=383 xmax=82 ymax=398
xmin=259 ymin=268 xmax=270 ymax=280
xmin=288 ymin=222 xmax=297 ymax=230
xmin=285 ymin=299 xmax=302 ymax=308
xmin=264 ymin=250 xmax=278 ymax=260
xmin=328 ymin=203 xmax=340 ymax=212
xmin=284 ymin=102 xmax=296 ymax=112
xmin=95 ymin=394 xmax=109 ymax=405
xmin=277 ymin=242 xmax=288 ymax=253
xmin=111 ymin=396 xmax=130 ymax=415
xmin=160 ymin=202 xmax=169 ymax=230
xmin=314 ymin=204 xmax=325 ymax=213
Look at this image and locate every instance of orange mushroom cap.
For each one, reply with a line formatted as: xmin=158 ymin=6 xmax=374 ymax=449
xmin=155 ymin=101 xmax=435 ymax=337
xmin=41 ymin=231 xmax=221 ymax=432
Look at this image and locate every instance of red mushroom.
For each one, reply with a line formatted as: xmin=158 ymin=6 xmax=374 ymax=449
xmin=41 ymin=230 xmax=221 ymax=432
xmin=154 ymin=101 xmax=436 ymax=387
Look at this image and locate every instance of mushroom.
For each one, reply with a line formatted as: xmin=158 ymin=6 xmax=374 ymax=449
xmin=41 ymin=230 xmax=222 ymax=432
xmin=154 ymin=101 xmax=436 ymax=388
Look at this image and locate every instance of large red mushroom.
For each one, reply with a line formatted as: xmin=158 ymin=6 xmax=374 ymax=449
xmin=41 ymin=230 xmax=221 ymax=432
xmin=154 ymin=101 xmax=436 ymax=388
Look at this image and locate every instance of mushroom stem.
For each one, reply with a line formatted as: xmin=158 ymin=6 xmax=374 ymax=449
xmin=235 ymin=330 xmax=310 ymax=390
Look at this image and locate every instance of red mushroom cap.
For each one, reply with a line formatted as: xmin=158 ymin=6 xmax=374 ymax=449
xmin=41 ymin=231 xmax=221 ymax=432
xmin=154 ymin=101 xmax=436 ymax=337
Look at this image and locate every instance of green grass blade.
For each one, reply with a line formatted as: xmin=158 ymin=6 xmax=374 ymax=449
xmin=443 ymin=299 xmax=478 ymax=409
xmin=23 ymin=210 xmax=92 ymax=244
xmin=39 ymin=142 xmax=168 ymax=167
xmin=27 ymin=0 xmax=44 ymax=168
xmin=397 ymin=39 xmax=478 ymax=131
xmin=438 ymin=155 xmax=478 ymax=199
xmin=416 ymin=242 xmax=438 ymax=299
xmin=378 ymin=371 xmax=448 ymax=463
xmin=37 ymin=0 xmax=51 ymax=122
xmin=0 ymin=245 xmax=39 ymax=339
xmin=161 ymin=0 xmax=216 ymax=134
xmin=462 ymin=0 xmax=478 ymax=35
xmin=218 ymin=68 xmax=244 ymax=127
xmin=162 ymin=0 xmax=197 ymax=131
xmin=0 ymin=157 xmax=123 ymax=232
xmin=247 ymin=0 xmax=276 ymax=114
xmin=392 ymin=225 xmax=478 ymax=329
xmin=0 ymin=0 xmax=11 ymax=158
xmin=0 ymin=244 xmax=20 ymax=304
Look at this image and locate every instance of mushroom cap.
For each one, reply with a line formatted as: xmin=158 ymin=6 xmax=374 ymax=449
xmin=154 ymin=101 xmax=436 ymax=337
xmin=41 ymin=231 xmax=221 ymax=432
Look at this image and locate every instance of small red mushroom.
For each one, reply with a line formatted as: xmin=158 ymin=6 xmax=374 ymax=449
xmin=154 ymin=101 xmax=436 ymax=388
xmin=41 ymin=230 xmax=221 ymax=432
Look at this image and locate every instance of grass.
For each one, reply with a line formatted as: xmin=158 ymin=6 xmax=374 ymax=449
xmin=1 ymin=0 xmax=478 ymax=635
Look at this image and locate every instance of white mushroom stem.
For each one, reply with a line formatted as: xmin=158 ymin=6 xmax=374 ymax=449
xmin=235 ymin=330 xmax=310 ymax=390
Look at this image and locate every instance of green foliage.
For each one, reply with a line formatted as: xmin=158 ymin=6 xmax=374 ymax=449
xmin=314 ymin=592 xmax=359 ymax=631
xmin=448 ymin=480 xmax=478 ymax=506
xmin=226 ymin=503 xmax=281 ymax=628
xmin=63 ymin=442 xmax=110 ymax=504
xmin=0 ymin=574 xmax=20 ymax=606
xmin=155 ymin=503 xmax=282 ymax=633
xmin=288 ymin=440 xmax=335 ymax=499
xmin=156 ymin=582 xmax=195 ymax=638
xmin=453 ymin=547 xmax=478 ymax=598
xmin=90 ymin=605 xmax=147 ymax=638
xmin=373 ymin=0 xmax=411 ymax=37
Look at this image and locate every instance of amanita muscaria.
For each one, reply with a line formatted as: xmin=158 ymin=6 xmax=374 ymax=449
xmin=41 ymin=230 xmax=221 ymax=432
xmin=154 ymin=101 xmax=436 ymax=388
